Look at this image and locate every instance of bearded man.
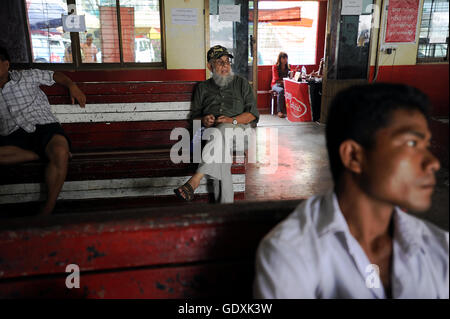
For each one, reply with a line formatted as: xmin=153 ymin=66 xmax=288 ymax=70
xmin=174 ymin=45 xmax=259 ymax=203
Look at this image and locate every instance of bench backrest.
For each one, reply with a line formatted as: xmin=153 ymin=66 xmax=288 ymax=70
xmin=42 ymin=81 xmax=198 ymax=152
xmin=0 ymin=200 xmax=301 ymax=298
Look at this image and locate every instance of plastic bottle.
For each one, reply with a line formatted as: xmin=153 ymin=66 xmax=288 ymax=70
xmin=301 ymin=66 xmax=307 ymax=81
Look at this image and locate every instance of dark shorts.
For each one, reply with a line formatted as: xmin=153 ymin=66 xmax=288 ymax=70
xmin=0 ymin=123 xmax=72 ymax=160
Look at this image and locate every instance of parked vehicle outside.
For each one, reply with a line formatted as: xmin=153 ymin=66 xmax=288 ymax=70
xmin=31 ymin=34 xmax=158 ymax=63
xmin=31 ymin=34 xmax=71 ymax=63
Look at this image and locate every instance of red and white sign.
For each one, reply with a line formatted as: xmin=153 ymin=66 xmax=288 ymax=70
xmin=283 ymin=79 xmax=312 ymax=122
xmin=385 ymin=0 xmax=420 ymax=43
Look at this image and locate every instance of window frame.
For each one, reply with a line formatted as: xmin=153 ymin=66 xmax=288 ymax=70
xmin=416 ymin=0 xmax=449 ymax=63
xmin=16 ymin=0 xmax=166 ymax=70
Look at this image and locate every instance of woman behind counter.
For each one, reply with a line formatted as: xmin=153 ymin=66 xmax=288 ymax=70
xmin=271 ymin=52 xmax=291 ymax=118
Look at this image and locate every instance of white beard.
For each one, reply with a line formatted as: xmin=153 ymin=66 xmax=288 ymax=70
xmin=212 ymin=70 xmax=234 ymax=87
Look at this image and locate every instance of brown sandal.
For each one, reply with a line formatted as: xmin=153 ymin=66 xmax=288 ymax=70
xmin=174 ymin=183 xmax=195 ymax=201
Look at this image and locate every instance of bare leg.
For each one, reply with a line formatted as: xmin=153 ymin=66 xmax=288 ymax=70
xmin=39 ymin=135 xmax=70 ymax=216
xmin=176 ymin=172 xmax=204 ymax=200
xmin=0 ymin=146 xmax=39 ymax=165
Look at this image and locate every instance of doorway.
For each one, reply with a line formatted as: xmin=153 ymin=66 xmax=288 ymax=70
xmin=207 ymin=0 xmax=258 ymax=98
xmin=255 ymin=1 xmax=323 ymax=116
xmin=206 ymin=1 xmax=326 ymax=117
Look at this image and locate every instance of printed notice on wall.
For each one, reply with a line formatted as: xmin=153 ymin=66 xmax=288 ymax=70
xmin=341 ymin=0 xmax=363 ymax=15
xmin=219 ymin=5 xmax=241 ymax=22
xmin=385 ymin=0 xmax=420 ymax=43
xmin=171 ymin=8 xmax=198 ymax=25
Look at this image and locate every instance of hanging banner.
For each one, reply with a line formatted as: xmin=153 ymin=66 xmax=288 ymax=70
xmin=385 ymin=0 xmax=420 ymax=43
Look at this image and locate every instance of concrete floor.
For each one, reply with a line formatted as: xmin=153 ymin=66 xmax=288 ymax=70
xmin=245 ymin=114 xmax=449 ymax=231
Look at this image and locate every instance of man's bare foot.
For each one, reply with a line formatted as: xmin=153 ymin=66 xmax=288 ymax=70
xmin=277 ymin=112 xmax=285 ymax=118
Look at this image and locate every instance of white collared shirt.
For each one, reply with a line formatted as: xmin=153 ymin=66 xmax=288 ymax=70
xmin=0 ymin=69 xmax=58 ymax=136
xmin=253 ymin=190 xmax=449 ymax=299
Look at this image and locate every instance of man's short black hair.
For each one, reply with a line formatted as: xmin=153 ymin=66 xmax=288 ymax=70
xmin=0 ymin=46 xmax=10 ymax=62
xmin=326 ymin=82 xmax=430 ymax=184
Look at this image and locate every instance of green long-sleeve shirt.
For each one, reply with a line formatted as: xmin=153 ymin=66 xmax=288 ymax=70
xmin=190 ymin=75 xmax=260 ymax=124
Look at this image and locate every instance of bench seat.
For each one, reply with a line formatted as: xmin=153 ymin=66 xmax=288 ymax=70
xmin=0 ymin=150 xmax=246 ymax=207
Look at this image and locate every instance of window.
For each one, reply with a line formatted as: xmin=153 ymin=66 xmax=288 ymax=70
xmin=24 ymin=0 xmax=163 ymax=66
xmin=257 ymin=1 xmax=319 ymax=66
xmin=417 ymin=0 xmax=449 ymax=62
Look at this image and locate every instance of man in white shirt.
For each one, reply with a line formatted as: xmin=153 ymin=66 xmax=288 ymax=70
xmin=0 ymin=46 xmax=86 ymax=215
xmin=254 ymin=83 xmax=449 ymax=298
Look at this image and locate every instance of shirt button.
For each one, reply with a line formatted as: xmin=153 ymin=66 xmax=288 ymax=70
xmin=220 ymin=109 xmax=222 ymax=112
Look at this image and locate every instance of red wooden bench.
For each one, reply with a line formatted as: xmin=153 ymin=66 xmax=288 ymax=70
xmin=0 ymin=81 xmax=246 ymax=216
xmin=0 ymin=200 xmax=300 ymax=298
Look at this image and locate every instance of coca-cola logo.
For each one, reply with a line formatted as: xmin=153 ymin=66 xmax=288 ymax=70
xmin=286 ymin=95 xmax=307 ymax=119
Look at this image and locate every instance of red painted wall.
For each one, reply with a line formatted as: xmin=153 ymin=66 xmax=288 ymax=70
xmin=369 ymin=64 xmax=449 ymax=117
xmin=62 ymin=69 xmax=206 ymax=82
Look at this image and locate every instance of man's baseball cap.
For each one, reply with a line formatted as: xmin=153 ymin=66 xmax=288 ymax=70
xmin=207 ymin=45 xmax=234 ymax=62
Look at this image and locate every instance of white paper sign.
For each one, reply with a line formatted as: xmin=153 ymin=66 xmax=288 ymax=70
xmin=341 ymin=0 xmax=363 ymax=15
xmin=62 ymin=15 xmax=86 ymax=32
xmin=429 ymin=11 xmax=449 ymax=43
xmin=171 ymin=8 xmax=198 ymax=25
xmin=219 ymin=5 xmax=241 ymax=22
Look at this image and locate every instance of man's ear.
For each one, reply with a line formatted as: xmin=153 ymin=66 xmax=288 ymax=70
xmin=339 ymin=140 xmax=364 ymax=174
xmin=207 ymin=62 xmax=213 ymax=72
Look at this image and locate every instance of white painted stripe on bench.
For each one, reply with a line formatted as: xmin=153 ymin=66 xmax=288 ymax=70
xmin=55 ymin=111 xmax=191 ymax=123
xmin=52 ymin=102 xmax=191 ymax=113
xmin=0 ymin=175 xmax=246 ymax=203
xmin=51 ymin=102 xmax=192 ymax=123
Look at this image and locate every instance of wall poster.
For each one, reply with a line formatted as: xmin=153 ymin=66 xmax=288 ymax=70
xmin=385 ymin=0 xmax=420 ymax=43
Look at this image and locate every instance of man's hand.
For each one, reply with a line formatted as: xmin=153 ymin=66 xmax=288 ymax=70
xmin=215 ymin=116 xmax=232 ymax=124
xmin=202 ymin=114 xmax=215 ymax=127
xmin=53 ymin=72 xmax=86 ymax=108
xmin=69 ymin=84 xmax=86 ymax=108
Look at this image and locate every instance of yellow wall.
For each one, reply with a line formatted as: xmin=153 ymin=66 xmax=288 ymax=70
xmin=370 ymin=0 xmax=425 ymax=66
xmin=164 ymin=0 xmax=205 ymax=69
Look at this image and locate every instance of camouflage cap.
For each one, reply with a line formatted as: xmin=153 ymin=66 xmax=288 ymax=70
xmin=207 ymin=45 xmax=234 ymax=62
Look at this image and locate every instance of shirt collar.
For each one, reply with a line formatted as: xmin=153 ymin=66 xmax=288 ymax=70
xmin=8 ymin=70 xmax=20 ymax=82
xmin=316 ymin=190 xmax=352 ymax=237
xmin=392 ymin=207 xmax=424 ymax=256
xmin=317 ymin=190 xmax=424 ymax=256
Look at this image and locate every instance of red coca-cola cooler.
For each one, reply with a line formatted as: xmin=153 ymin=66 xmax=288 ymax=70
xmin=283 ymin=78 xmax=312 ymax=122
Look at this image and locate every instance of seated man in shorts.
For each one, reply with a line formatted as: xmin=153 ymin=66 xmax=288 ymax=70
xmin=0 ymin=46 xmax=86 ymax=215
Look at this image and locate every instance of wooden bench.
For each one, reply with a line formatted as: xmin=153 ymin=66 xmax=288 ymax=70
xmin=0 ymin=81 xmax=246 ymax=215
xmin=0 ymin=200 xmax=301 ymax=298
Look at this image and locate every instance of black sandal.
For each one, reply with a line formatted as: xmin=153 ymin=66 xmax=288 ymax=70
xmin=174 ymin=183 xmax=195 ymax=201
